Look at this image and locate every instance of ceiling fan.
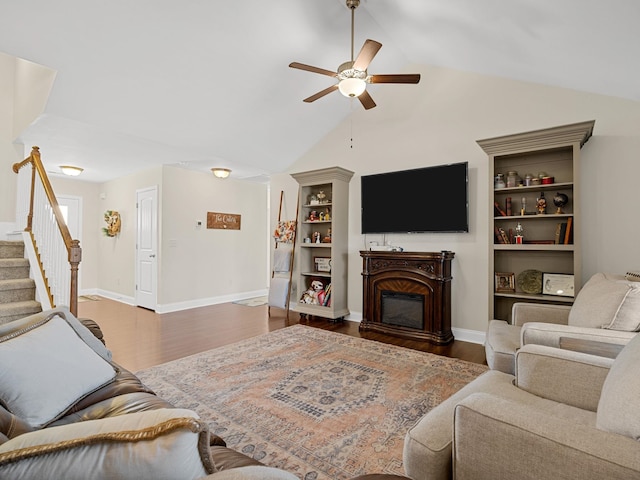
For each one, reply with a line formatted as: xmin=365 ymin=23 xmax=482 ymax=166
xmin=289 ymin=0 xmax=420 ymax=110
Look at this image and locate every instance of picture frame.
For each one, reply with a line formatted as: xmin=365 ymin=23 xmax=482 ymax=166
xmin=495 ymin=272 xmax=515 ymax=293
xmin=542 ymin=273 xmax=575 ymax=297
xmin=314 ymin=257 xmax=332 ymax=273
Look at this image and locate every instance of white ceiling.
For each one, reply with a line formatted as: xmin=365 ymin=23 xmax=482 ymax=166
xmin=1 ymin=0 xmax=638 ymax=183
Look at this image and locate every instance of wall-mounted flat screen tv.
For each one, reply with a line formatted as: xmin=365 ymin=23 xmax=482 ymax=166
xmin=361 ymin=162 xmax=469 ymax=234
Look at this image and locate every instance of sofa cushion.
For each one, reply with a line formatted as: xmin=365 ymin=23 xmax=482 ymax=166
xmin=602 ymin=283 xmax=640 ymax=332
xmin=0 ymin=408 xmax=213 ymax=480
xmin=202 ymin=466 xmax=300 ymax=479
xmin=0 ymin=405 xmax=33 ymax=444
xmin=0 ymin=313 xmax=117 ymax=428
xmin=597 ymin=333 xmax=640 ymax=439
xmin=568 ymin=273 xmax=630 ymax=329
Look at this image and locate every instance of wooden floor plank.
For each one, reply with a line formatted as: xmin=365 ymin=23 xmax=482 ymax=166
xmin=78 ymin=297 xmax=486 ymax=372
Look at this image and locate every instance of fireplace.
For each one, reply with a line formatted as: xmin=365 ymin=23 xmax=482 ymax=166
xmin=360 ymin=251 xmax=455 ymax=344
xmin=381 ymin=291 xmax=424 ymax=330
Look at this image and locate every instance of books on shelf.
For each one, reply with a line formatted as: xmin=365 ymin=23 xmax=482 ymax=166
xmin=494 ymin=201 xmax=507 ymax=217
xmin=554 ymin=217 xmax=573 ymax=245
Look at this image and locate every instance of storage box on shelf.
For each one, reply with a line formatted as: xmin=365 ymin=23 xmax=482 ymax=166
xmin=291 ymin=167 xmax=354 ymax=321
xmin=478 ymin=120 xmax=595 ymax=323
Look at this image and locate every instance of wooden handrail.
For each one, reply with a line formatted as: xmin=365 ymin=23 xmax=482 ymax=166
xmin=12 ymin=146 xmax=82 ymax=316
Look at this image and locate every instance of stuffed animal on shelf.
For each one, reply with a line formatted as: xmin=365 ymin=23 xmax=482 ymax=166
xmin=300 ymin=279 xmax=324 ymax=304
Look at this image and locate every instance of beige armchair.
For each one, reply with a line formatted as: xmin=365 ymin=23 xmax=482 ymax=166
xmin=403 ymin=334 xmax=640 ymax=480
xmin=485 ymin=273 xmax=639 ymax=374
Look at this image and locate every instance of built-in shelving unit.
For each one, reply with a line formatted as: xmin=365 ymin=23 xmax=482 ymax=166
xmin=291 ymin=167 xmax=354 ymax=321
xmin=478 ymin=120 xmax=595 ymax=323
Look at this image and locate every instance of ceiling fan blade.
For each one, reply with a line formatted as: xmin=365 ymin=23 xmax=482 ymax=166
xmin=303 ymin=85 xmax=339 ymax=103
xmin=358 ymin=89 xmax=376 ymax=110
xmin=353 ymin=39 xmax=382 ymax=71
xmin=289 ymin=62 xmax=337 ymax=78
xmin=369 ymin=74 xmax=421 ymax=84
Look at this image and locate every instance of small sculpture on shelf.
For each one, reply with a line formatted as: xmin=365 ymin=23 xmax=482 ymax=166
xmin=536 ymin=192 xmax=547 ymax=215
xmin=322 ymin=229 xmax=332 ymax=243
xmin=515 ymin=222 xmax=524 ymax=244
xmin=313 ymin=231 xmax=321 ymax=244
xmin=553 ymin=192 xmax=568 ymax=214
xmin=308 ymin=210 xmax=318 ymax=222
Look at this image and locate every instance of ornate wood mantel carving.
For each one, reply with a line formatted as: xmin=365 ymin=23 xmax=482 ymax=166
xmin=359 ymin=250 xmax=455 ymax=345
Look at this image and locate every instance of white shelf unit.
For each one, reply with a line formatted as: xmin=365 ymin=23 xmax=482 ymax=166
xmin=478 ymin=120 xmax=595 ymax=323
xmin=291 ymin=167 xmax=354 ymax=320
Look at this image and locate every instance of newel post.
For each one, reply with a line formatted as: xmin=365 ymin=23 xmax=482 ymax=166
xmin=69 ymin=239 xmax=82 ymax=316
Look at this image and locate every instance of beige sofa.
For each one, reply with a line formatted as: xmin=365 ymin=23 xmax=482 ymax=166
xmin=485 ymin=272 xmax=639 ymax=374
xmin=403 ymin=333 xmax=640 ymax=480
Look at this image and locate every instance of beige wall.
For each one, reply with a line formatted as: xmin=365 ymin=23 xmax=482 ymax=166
xmin=272 ymin=65 xmax=640 ymax=336
xmin=0 ymin=53 xmax=55 ymax=226
xmin=47 ymin=165 xmax=269 ymax=310
xmin=159 ymin=166 xmax=269 ymax=308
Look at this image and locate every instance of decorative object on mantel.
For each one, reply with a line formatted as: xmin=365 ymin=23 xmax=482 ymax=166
xmin=207 ymin=212 xmax=241 ymax=230
xmin=211 ymin=168 xmax=231 ymax=179
xmin=102 ymin=210 xmax=121 ymax=237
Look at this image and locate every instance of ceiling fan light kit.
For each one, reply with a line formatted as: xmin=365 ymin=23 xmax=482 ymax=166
xmin=289 ymin=0 xmax=420 ymax=109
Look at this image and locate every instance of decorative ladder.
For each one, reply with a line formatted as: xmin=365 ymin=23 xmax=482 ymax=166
xmin=12 ymin=146 xmax=82 ymax=316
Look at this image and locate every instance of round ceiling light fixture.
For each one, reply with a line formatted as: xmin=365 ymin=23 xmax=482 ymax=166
xmin=211 ymin=168 xmax=231 ymax=179
xmin=60 ymin=165 xmax=84 ymax=176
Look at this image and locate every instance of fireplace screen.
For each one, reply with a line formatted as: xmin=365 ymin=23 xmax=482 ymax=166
xmin=380 ymin=291 xmax=424 ymax=330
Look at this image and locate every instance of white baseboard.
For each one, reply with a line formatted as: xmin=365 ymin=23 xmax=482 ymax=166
xmin=345 ymin=311 xmax=485 ymax=345
xmin=95 ymin=289 xmax=136 ymax=306
xmin=451 ymin=327 xmax=485 ymax=345
xmin=155 ymin=289 xmax=268 ymax=314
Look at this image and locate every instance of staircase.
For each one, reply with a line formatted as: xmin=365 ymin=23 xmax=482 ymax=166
xmin=0 ymin=240 xmax=42 ymax=324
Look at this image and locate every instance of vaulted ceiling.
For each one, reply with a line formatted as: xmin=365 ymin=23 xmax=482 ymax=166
xmin=1 ymin=0 xmax=638 ymax=182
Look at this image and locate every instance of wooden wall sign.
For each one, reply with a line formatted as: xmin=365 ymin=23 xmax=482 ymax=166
xmin=207 ymin=212 xmax=241 ymax=230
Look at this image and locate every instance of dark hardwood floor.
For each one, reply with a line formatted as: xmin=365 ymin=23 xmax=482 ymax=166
xmin=78 ymin=297 xmax=486 ymax=372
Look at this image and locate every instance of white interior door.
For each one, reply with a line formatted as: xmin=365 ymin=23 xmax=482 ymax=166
xmin=136 ymin=186 xmax=158 ymax=310
xmin=57 ymin=195 xmax=83 ymax=292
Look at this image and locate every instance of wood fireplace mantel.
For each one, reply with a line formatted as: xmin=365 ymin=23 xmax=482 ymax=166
xmin=359 ymin=250 xmax=455 ymax=345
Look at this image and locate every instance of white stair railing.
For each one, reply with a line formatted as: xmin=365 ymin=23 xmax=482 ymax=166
xmin=13 ymin=147 xmax=81 ymax=316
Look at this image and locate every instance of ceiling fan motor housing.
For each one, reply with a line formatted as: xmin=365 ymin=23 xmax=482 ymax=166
xmin=346 ymin=0 xmax=360 ymax=10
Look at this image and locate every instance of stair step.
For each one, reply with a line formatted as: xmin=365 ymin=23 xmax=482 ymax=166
xmin=0 ymin=300 xmax=42 ymax=325
xmin=0 ymin=258 xmax=30 ymax=280
xmin=0 ymin=278 xmax=36 ymax=303
xmin=0 ymin=241 xmax=25 ymax=259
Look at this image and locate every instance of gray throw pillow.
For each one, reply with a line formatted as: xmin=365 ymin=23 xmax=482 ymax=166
xmin=568 ymin=273 xmax=629 ymax=328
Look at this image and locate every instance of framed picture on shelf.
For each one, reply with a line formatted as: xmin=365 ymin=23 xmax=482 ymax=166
xmin=542 ymin=273 xmax=575 ymax=297
xmin=495 ymin=272 xmax=515 ymax=293
xmin=314 ymin=257 xmax=332 ymax=273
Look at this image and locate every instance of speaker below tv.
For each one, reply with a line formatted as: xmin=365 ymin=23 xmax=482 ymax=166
xmin=361 ymin=162 xmax=469 ymax=234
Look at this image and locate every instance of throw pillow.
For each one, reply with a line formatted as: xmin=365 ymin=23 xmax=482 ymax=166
xmin=602 ymin=283 xmax=640 ymax=332
xmin=0 ymin=408 xmax=213 ymax=480
xmin=597 ymin=333 xmax=640 ymax=439
xmin=568 ymin=273 xmax=629 ymax=328
xmin=0 ymin=314 xmax=117 ymax=428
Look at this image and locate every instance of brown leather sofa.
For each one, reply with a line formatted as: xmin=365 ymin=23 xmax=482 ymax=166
xmin=0 ymin=307 xmax=405 ymax=479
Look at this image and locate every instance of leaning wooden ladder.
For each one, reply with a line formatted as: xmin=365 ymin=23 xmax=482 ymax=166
xmin=268 ymin=190 xmax=299 ymax=320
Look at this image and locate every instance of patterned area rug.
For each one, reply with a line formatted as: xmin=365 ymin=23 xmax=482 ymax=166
xmin=232 ymin=296 xmax=268 ymax=307
xmin=137 ymin=325 xmax=487 ymax=479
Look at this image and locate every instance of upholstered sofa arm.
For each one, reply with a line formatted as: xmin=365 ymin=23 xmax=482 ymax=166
xmin=521 ymin=322 xmax=635 ymax=350
xmin=514 ymin=344 xmax=613 ymax=411
xmin=453 ymin=393 xmax=640 ymax=480
xmin=512 ymin=302 xmax=571 ymax=326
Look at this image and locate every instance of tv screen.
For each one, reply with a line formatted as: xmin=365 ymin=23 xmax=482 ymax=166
xmin=361 ymin=162 xmax=469 ymax=234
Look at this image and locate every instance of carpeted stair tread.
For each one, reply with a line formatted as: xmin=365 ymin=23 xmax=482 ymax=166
xmin=0 ymin=300 xmax=42 ymax=325
xmin=0 ymin=241 xmax=25 ymax=259
xmin=0 ymin=278 xmax=36 ymax=303
xmin=0 ymin=258 xmax=30 ymax=280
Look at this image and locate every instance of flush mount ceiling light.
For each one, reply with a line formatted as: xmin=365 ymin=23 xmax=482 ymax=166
xmin=211 ymin=168 xmax=231 ymax=179
xmin=60 ymin=165 xmax=84 ymax=176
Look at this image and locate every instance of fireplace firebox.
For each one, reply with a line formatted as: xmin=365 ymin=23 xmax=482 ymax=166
xmin=359 ymin=250 xmax=455 ymax=344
